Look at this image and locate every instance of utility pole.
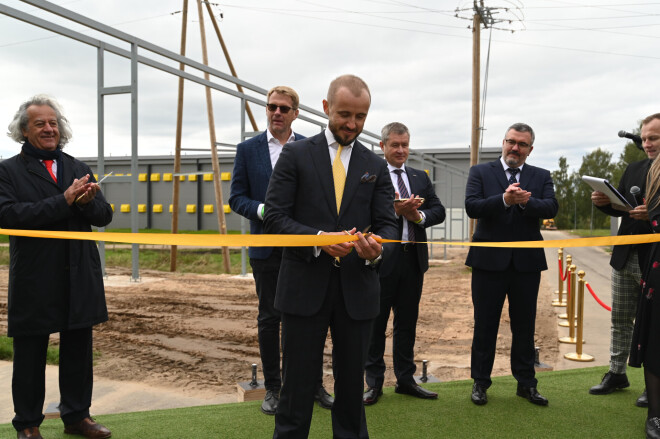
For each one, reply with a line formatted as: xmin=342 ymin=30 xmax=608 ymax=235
xmin=468 ymin=1 xmax=494 ymax=238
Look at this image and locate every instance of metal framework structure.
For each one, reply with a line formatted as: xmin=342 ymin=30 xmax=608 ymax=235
xmin=1 ymin=0 xmax=470 ymax=279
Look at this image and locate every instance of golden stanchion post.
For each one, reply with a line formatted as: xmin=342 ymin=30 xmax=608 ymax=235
xmin=559 ymin=263 xmax=577 ymax=326
xmin=552 ymin=248 xmax=566 ymax=306
xmin=553 ymin=253 xmax=569 ymax=307
xmin=564 ymin=271 xmax=594 ymax=361
xmin=559 ymin=265 xmax=581 ymax=343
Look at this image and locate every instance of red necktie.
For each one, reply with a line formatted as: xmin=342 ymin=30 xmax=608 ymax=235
xmin=43 ymin=160 xmax=57 ymax=182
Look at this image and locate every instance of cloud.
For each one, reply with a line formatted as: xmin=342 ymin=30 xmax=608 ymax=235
xmin=1 ymin=0 xmax=659 ymax=175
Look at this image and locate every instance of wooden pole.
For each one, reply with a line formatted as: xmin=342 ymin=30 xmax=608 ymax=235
xmin=203 ymin=1 xmax=258 ymax=132
xmin=170 ymin=0 xmax=188 ymax=272
xmin=197 ymin=0 xmax=231 ymax=273
xmin=469 ymin=9 xmax=481 ymax=240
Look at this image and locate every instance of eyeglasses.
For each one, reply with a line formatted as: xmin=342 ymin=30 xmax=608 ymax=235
xmin=504 ymin=138 xmax=531 ymax=148
xmin=266 ymin=104 xmax=295 ymax=114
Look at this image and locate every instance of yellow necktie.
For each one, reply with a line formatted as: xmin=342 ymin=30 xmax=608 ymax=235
xmin=332 ymin=145 xmax=345 ymax=214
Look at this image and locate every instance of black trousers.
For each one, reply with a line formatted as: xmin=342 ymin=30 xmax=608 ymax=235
xmin=365 ymin=245 xmax=423 ymax=388
xmin=251 ymin=249 xmax=325 ymax=392
xmin=12 ymin=326 xmax=93 ymax=431
xmin=274 ymin=268 xmax=372 ymax=439
xmin=470 ymin=266 xmax=540 ymax=389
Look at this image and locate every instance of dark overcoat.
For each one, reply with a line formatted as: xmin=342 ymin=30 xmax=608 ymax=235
xmin=0 ymin=149 xmax=113 ymax=337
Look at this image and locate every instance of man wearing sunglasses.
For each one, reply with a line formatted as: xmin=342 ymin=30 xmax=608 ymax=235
xmin=229 ymin=86 xmax=334 ymax=416
xmin=465 ymin=123 xmax=558 ymax=407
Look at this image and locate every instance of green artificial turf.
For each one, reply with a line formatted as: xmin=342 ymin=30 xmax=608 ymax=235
xmin=0 ymin=366 xmax=648 ymax=438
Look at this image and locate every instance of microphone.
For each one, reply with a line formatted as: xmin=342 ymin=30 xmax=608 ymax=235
xmin=630 ymin=186 xmax=644 ymax=207
xmin=618 ymin=130 xmax=643 ymax=150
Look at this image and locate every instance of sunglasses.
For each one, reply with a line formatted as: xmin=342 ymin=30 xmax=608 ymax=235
xmin=266 ymin=104 xmax=295 ymax=114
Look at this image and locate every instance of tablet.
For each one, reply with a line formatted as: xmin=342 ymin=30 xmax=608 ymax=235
xmin=581 ymin=175 xmax=632 ymax=211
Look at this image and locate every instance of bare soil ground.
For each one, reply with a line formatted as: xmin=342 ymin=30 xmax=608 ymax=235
xmin=0 ymin=247 xmax=559 ymax=398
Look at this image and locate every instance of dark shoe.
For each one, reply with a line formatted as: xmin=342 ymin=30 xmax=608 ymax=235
xmin=589 ymin=371 xmax=630 ymax=395
xmin=646 ymin=417 xmax=660 ymax=439
xmin=261 ymin=389 xmax=279 ymax=415
xmin=64 ymin=417 xmax=111 ymax=438
xmin=516 ymin=384 xmax=549 ymax=406
xmin=471 ymin=383 xmax=488 ymax=406
xmin=17 ymin=427 xmax=43 ymax=439
xmin=363 ymin=386 xmax=383 ymax=406
xmin=638 ymin=389 xmax=649 ymax=407
xmin=395 ymin=382 xmax=438 ymax=399
xmin=314 ymin=386 xmax=334 ymax=410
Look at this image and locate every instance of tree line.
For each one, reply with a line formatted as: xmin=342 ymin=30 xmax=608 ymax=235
xmin=551 ymin=140 xmax=647 ymax=230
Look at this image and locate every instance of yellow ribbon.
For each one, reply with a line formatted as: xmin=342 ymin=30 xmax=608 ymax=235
xmin=1 ymin=228 xmax=660 ymax=248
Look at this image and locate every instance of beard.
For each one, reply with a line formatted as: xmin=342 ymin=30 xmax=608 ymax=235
xmin=505 ymin=154 xmax=521 ymax=167
xmin=329 ymin=121 xmax=360 ymax=146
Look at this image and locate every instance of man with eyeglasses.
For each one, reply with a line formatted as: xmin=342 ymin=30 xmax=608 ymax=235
xmin=229 ymin=86 xmax=334 ymax=416
xmin=465 ymin=122 xmax=558 ymax=407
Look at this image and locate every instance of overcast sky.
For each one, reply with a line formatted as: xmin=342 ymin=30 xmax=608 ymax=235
xmin=1 ymin=0 xmax=659 ymax=174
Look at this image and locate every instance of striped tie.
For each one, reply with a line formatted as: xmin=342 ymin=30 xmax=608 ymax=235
xmin=393 ymin=169 xmax=415 ymax=243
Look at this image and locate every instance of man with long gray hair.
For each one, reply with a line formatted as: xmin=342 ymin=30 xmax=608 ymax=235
xmin=1 ymin=95 xmax=113 ymax=439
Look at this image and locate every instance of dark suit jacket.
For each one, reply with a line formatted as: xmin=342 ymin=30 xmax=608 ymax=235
xmin=0 ymin=150 xmax=113 ymax=337
xmin=596 ymin=158 xmax=653 ymax=270
xmin=465 ymin=159 xmax=558 ymax=273
xmin=379 ymin=165 xmax=446 ymax=278
xmin=263 ymin=132 xmax=398 ymax=320
xmin=228 ymin=130 xmax=305 ymax=260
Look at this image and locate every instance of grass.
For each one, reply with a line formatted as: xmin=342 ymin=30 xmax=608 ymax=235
xmin=103 ymin=247 xmax=246 ymax=274
xmin=0 ymin=366 xmax=648 ymax=438
xmin=0 ymin=227 xmax=250 ymax=273
xmin=0 ymin=336 xmax=59 ymax=365
xmin=565 ymin=228 xmax=612 ymax=238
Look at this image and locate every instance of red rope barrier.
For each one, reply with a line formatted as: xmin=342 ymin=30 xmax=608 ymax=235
xmin=558 ymin=259 xmax=568 ymax=282
xmin=585 ymin=282 xmax=612 ymax=312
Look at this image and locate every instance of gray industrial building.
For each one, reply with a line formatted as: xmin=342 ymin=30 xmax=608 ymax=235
xmin=79 ymin=146 xmax=501 ymax=235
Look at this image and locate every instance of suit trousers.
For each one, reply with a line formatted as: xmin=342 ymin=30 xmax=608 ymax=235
xmin=610 ymin=251 xmax=642 ymax=374
xmin=250 ymin=248 xmax=284 ymax=391
xmin=251 ymin=249 xmax=325 ymax=392
xmin=470 ymin=266 xmax=540 ymax=389
xmin=274 ymin=267 xmax=372 ymax=439
xmin=12 ymin=326 xmax=93 ymax=431
xmin=365 ymin=244 xmax=423 ymax=388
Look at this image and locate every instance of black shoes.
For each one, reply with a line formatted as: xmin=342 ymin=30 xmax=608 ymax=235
xmin=471 ymin=383 xmax=488 ymax=406
xmin=314 ymin=386 xmax=334 ymax=409
xmin=647 ymin=417 xmax=660 ymax=439
xmin=261 ymin=389 xmax=279 ymax=415
xmin=394 ymin=383 xmax=438 ymax=400
xmin=516 ymin=384 xmax=549 ymax=406
xmin=638 ymin=389 xmax=649 ymax=407
xmin=17 ymin=427 xmax=42 ymax=439
xmin=589 ymin=372 xmax=630 ymax=395
xmin=363 ymin=386 xmax=383 ymax=405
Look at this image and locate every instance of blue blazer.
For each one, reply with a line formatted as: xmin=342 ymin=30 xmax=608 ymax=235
xmin=465 ymin=159 xmax=558 ymax=273
xmin=228 ymin=130 xmax=305 ymax=260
